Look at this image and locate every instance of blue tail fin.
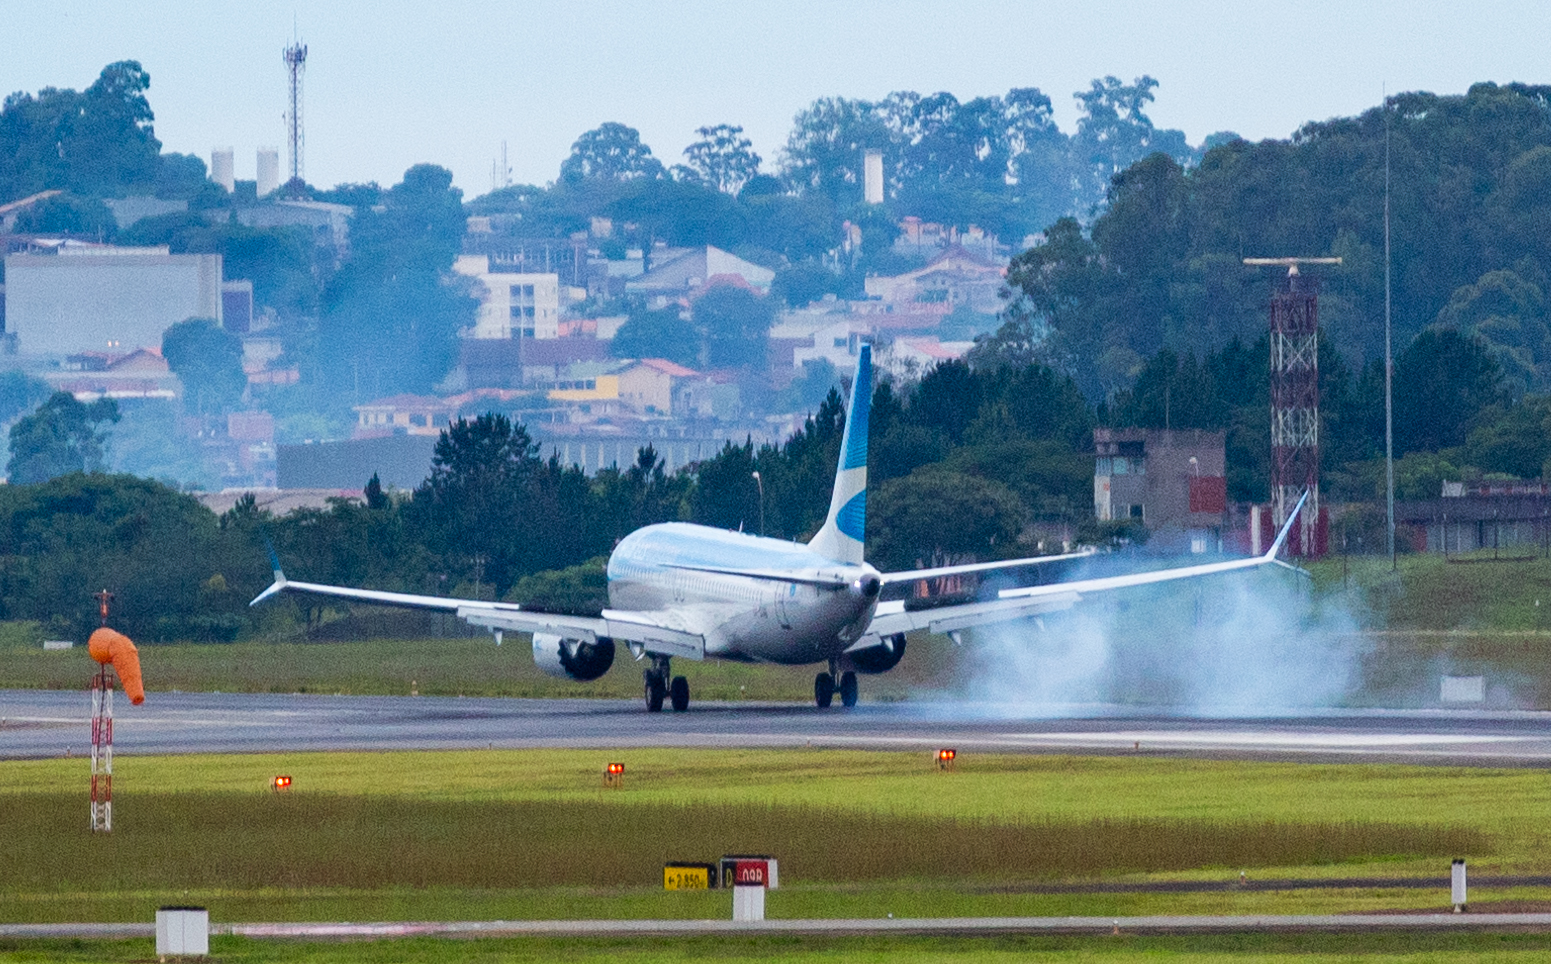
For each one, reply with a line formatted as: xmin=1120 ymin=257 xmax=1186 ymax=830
xmin=808 ymin=345 xmax=870 ymax=564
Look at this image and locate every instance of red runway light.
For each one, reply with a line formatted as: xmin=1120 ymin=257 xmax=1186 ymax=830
xmin=607 ymin=763 xmax=624 ymax=774
xmin=271 ymin=775 xmax=292 ymax=792
xmin=937 ymin=748 xmax=957 ymax=770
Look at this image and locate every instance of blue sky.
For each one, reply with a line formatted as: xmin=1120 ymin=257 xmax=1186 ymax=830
xmin=5 ymin=1 xmax=1549 ymax=198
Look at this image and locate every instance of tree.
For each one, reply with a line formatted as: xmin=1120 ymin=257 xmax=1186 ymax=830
xmin=771 ymin=262 xmax=843 ymax=307
xmin=869 ymin=468 xmax=1028 ymax=572
xmin=7 ymin=392 xmax=120 ymax=484
xmin=1072 ymin=75 xmax=1196 ymax=214
xmin=1394 ymin=328 xmax=1506 ymax=454
xmin=163 ymin=318 xmax=247 ymax=414
xmin=611 ymin=307 xmax=700 ymax=369
xmin=781 ymin=97 xmax=893 ymax=202
xmin=412 ymin=414 xmax=540 ymax=595
xmin=0 ymin=371 xmax=53 ymax=423
xmin=691 ymin=284 xmax=774 ymax=369
xmin=1436 ymin=265 xmax=1551 ymax=393
xmin=318 ymin=164 xmax=477 ymax=400
xmin=0 ymin=473 xmax=256 ymax=639
xmin=11 ymin=193 xmax=117 ymax=237
xmin=0 ymin=61 xmax=161 ymax=200
xmin=677 ymin=124 xmax=763 ymax=195
xmin=560 ymin=123 xmax=665 ymax=184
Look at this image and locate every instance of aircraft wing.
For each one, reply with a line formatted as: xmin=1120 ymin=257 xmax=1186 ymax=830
xmin=861 ymin=492 xmax=1308 ymax=643
xmin=250 ymin=572 xmax=706 ymax=660
xmin=880 ymin=548 xmax=1095 ymax=585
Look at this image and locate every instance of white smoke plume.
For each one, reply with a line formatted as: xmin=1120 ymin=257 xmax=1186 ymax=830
xmin=954 ymin=565 xmax=1368 ymax=715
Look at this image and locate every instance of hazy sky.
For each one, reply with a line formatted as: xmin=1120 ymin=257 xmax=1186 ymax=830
xmin=5 ymin=1 xmax=1549 ymax=198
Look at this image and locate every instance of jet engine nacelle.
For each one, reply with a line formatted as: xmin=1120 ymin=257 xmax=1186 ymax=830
xmin=848 ymin=633 xmax=906 ymax=674
xmin=532 ymin=632 xmax=616 ymax=681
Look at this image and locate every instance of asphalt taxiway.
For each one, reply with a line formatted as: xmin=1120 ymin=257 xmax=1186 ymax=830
xmin=5 ymin=689 xmax=1551 ymax=764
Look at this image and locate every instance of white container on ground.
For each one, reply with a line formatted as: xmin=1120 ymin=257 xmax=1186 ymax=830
xmin=155 ymin=906 xmax=209 ymax=956
xmin=1441 ymin=676 xmax=1485 ymax=704
xmin=732 ymin=885 xmax=765 ymax=921
xmin=1452 ymin=859 xmax=1467 ymax=911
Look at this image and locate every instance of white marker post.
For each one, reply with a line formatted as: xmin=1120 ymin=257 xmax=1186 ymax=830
xmin=1452 ymin=859 xmax=1467 ymax=912
xmin=730 ymin=859 xmax=769 ymax=922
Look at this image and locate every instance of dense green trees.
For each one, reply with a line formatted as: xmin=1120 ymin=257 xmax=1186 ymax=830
xmin=162 ymin=319 xmax=247 ymax=415
xmin=317 ymin=164 xmax=477 ymax=401
xmin=997 ymin=83 xmax=1551 ymax=399
xmin=7 ymin=393 xmax=120 ymax=484
xmin=0 ymin=61 xmax=161 ymax=201
xmin=611 ymin=306 xmax=701 ymax=368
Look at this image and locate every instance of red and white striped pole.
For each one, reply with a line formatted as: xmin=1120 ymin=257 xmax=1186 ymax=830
xmin=90 ymin=664 xmax=114 ymax=833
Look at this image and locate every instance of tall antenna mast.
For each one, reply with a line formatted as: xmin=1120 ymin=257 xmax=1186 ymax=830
xmin=1384 ymin=88 xmax=1396 ymax=568
xmin=283 ymin=38 xmax=308 ymax=195
xmin=1244 ymin=256 xmax=1343 ymax=558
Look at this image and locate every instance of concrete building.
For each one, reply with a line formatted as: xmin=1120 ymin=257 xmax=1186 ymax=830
xmin=4 ymin=247 xmax=223 ymax=355
xmin=615 ymin=358 xmax=734 ymax=417
xmin=453 ymin=255 xmax=561 ymax=340
xmin=1394 ymin=483 xmax=1551 ymax=554
xmin=48 ymin=347 xmax=179 ymax=401
xmin=1094 ymin=428 xmax=1227 ymax=553
xmin=864 ymin=244 xmax=1007 ymax=314
xmin=104 ymin=196 xmax=188 ymax=229
xmin=626 ymin=245 xmax=774 ymax=308
xmin=618 ymin=358 xmax=698 ymax=414
xmin=236 ymin=200 xmax=352 ymax=253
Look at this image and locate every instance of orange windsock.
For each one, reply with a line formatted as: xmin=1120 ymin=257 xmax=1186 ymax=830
xmin=88 ymin=627 xmax=144 ymax=705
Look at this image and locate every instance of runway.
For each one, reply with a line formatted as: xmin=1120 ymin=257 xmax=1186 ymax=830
xmin=5 ymin=689 xmax=1551 ymax=765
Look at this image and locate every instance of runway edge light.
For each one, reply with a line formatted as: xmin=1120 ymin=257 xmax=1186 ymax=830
xmin=937 ymin=748 xmax=957 ymax=771
xmin=271 ymin=775 xmax=292 ymax=792
xmin=604 ymin=762 xmax=624 ymax=789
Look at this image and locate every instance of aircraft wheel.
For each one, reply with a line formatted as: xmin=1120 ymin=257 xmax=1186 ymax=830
xmin=644 ymin=673 xmax=666 ymax=713
xmin=669 ymin=675 xmax=690 ymax=712
xmin=814 ymin=672 xmax=835 ymax=708
xmin=839 ymin=671 xmax=858 ymax=708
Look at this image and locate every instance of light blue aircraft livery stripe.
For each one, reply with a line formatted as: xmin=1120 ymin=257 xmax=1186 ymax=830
xmin=836 ymin=490 xmax=866 ymax=541
xmin=842 ymin=346 xmax=872 ymax=471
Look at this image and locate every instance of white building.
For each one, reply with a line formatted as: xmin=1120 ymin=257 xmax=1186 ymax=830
xmin=4 ymin=246 xmax=224 ymax=356
xmin=454 ymin=255 xmax=561 ymax=340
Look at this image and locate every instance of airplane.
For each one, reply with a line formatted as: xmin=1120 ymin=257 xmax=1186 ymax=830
xmin=252 ymin=344 xmax=1307 ymax=713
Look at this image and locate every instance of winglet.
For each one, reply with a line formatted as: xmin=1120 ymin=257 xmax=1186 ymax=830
xmin=1265 ymin=491 xmax=1310 ymax=560
xmin=249 ymin=539 xmax=288 ymax=607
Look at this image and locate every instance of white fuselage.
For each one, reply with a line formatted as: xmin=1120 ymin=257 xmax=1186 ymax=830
xmin=607 ymin=523 xmax=882 ymax=664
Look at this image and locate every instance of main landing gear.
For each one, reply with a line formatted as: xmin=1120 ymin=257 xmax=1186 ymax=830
xmin=814 ymin=662 xmax=858 ymax=709
xmin=644 ymin=655 xmax=689 ymax=712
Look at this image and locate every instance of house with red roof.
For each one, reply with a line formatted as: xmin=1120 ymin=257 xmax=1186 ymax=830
xmin=617 ymin=358 xmax=709 ymax=415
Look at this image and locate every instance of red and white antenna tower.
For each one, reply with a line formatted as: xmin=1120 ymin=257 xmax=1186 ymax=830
xmin=89 ymin=589 xmax=115 ymax=833
xmin=283 ymin=39 xmax=308 ymax=195
xmin=1244 ymin=257 xmax=1341 ymax=557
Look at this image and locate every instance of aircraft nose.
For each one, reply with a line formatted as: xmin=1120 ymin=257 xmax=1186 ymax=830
xmin=854 ymin=574 xmax=881 ymax=598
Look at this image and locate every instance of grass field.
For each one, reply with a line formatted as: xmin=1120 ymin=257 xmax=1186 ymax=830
xmin=4 ymin=748 xmax=1550 ymax=960
xmin=0 ymin=747 xmax=1544 ymax=926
